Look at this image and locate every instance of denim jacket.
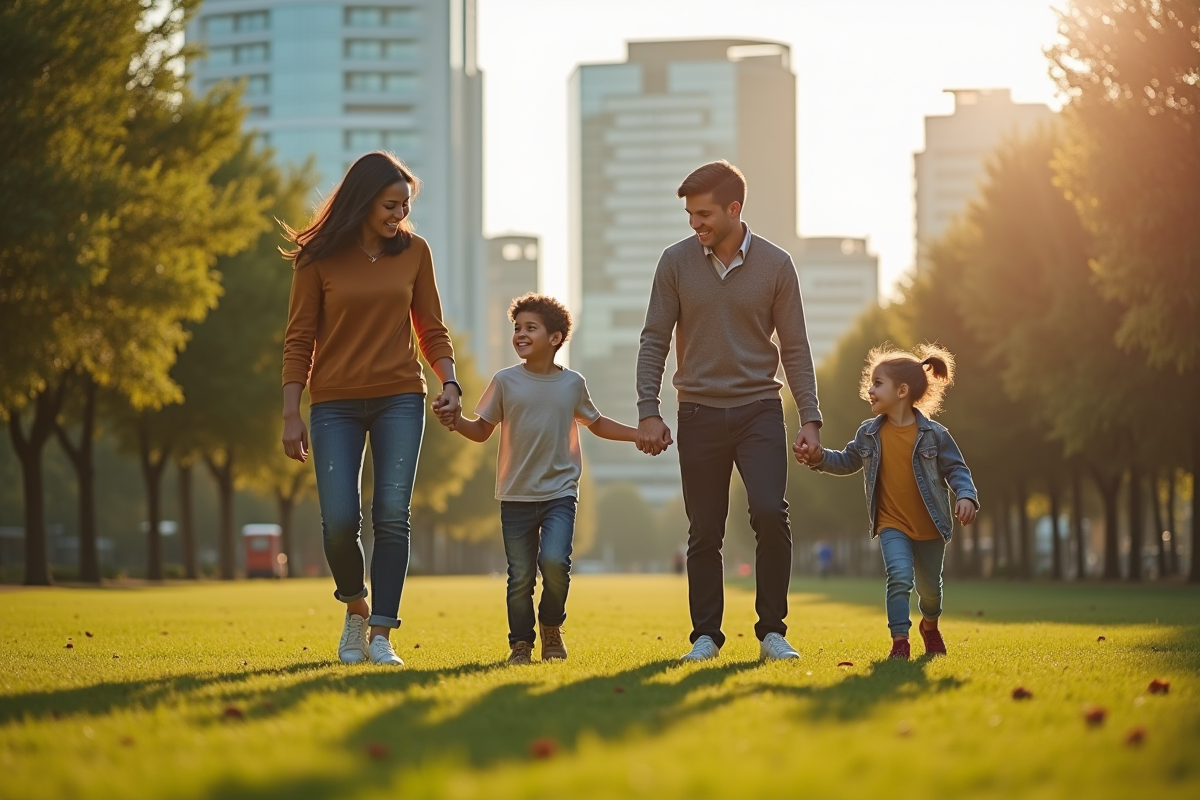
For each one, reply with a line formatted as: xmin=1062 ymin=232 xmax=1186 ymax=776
xmin=811 ymin=410 xmax=979 ymax=541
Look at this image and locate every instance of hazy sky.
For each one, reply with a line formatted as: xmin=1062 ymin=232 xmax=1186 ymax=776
xmin=477 ymin=0 xmax=1064 ymax=302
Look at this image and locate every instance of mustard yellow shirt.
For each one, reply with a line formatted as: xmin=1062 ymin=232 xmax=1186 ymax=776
xmin=875 ymin=419 xmax=942 ymax=541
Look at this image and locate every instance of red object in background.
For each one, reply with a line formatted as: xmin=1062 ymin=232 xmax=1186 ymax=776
xmin=737 ymin=563 xmax=752 ymax=578
xmin=243 ymin=524 xmax=287 ymax=578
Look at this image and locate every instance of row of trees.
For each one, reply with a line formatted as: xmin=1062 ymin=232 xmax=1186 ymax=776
xmin=785 ymin=0 xmax=1198 ymax=582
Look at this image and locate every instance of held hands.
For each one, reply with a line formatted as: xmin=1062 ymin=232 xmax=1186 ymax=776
xmin=636 ymin=416 xmax=673 ymax=456
xmin=792 ymin=422 xmax=823 ymax=465
xmin=955 ymin=498 xmax=978 ymax=526
xmin=432 ymin=384 xmax=462 ymax=431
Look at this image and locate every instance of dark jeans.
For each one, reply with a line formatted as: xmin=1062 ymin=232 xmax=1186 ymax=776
xmin=309 ymin=393 xmax=425 ymax=629
xmin=500 ymin=496 xmax=577 ymax=645
xmin=678 ymin=398 xmax=792 ymax=647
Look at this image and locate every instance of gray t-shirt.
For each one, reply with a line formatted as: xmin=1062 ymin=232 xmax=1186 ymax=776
xmin=475 ymin=365 xmax=601 ymax=502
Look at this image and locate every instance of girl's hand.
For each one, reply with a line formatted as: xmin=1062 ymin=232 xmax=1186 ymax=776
xmin=955 ymin=498 xmax=977 ymax=525
xmin=282 ymin=413 xmax=309 ymax=462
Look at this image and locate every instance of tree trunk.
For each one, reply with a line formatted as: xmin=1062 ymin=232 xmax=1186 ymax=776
xmin=992 ymin=491 xmax=1008 ymax=576
xmin=1093 ymin=469 xmax=1122 ymax=580
xmin=1191 ymin=432 xmax=1200 ymax=584
xmin=1072 ymin=470 xmax=1086 ymax=580
xmin=53 ymin=373 xmax=100 ymax=582
xmin=1128 ymin=465 xmax=1143 ymax=582
xmin=1166 ymin=469 xmax=1178 ymax=577
xmin=206 ymin=449 xmax=236 ymax=580
xmin=8 ymin=379 xmax=69 ymax=586
xmin=1049 ymin=480 xmax=1063 ymax=581
xmin=138 ymin=418 xmax=171 ymax=582
xmin=1016 ymin=483 xmax=1031 ymax=579
xmin=969 ymin=511 xmax=982 ymax=578
xmin=277 ymin=491 xmax=294 ymax=578
xmin=1151 ymin=471 xmax=1167 ymax=580
xmin=178 ymin=460 xmax=197 ymax=580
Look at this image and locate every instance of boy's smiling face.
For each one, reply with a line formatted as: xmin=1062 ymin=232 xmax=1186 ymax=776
xmin=512 ymin=310 xmax=562 ymax=362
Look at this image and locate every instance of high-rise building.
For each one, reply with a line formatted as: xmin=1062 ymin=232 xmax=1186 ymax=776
xmin=569 ymin=39 xmax=807 ymax=503
xmin=795 ymin=237 xmax=879 ymax=366
xmin=186 ymin=0 xmax=486 ymax=355
xmin=914 ymin=88 xmax=1054 ymax=267
xmin=482 ymin=234 xmax=540 ymax=379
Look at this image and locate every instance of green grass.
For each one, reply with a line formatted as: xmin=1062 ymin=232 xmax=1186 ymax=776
xmin=1 ymin=576 xmax=1197 ymax=799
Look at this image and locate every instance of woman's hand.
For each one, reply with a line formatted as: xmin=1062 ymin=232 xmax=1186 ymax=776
xmin=955 ymin=498 xmax=977 ymax=526
xmin=433 ymin=382 xmax=462 ymax=429
xmin=282 ymin=412 xmax=309 ymax=462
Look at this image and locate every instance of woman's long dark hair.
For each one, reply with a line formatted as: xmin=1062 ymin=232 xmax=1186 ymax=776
xmin=282 ymin=151 xmax=421 ymax=268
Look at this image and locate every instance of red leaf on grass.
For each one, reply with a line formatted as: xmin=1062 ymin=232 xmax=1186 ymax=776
xmin=1083 ymin=705 xmax=1107 ymax=726
xmin=64 ymin=643 xmax=73 ymax=649
xmin=837 ymin=661 xmax=854 ymax=667
xmin=112 ymin=654 xmax=120 ymax=659
xmin=365 ymin=742 xmax=389 ymax=761
xmin=1096 ymin=636 xmax=1106 ymax=642
xmin=614 ymin=686 xmax=625 ymax=694
xmin=1012 ymin=687 xmax=1033 ymax=700
xmin=1148 ymin=679 xmax=1170 ymax=695
xmin=529 ymin=737 xmax=559 ymax=759
xmin=223 ymin=706 xmax=244 ymax=721
xmin=1125 ymin=726 xmax=1147 ymax=746
xmin=413 ymin=643 xmax=421 ymax=649
xmin=85 ymin=632 xmax=93 ymax=638
xmin=119 ymin=736 xmax=134 ymax=747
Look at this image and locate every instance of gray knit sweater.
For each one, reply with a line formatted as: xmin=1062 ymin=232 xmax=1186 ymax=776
xmin=636 ymin=233 xmax=822 ymax=426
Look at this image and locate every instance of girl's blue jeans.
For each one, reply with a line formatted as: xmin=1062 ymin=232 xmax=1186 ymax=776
xmin=500 ymin=496 xmax=577 ymax=645
xmin=309 ymin=393 xmax=424 ymax=629
xmin=878 ymin=527 xmax=946 ymax=638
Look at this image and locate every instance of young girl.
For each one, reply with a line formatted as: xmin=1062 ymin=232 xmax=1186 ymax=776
xmin=797 ymin=345 xmax=978 ymax=660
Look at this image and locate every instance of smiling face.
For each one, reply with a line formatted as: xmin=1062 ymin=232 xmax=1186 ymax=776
xmin=683 ymin=192 xmax=741 ymax=250
xmin=512 ymin=310 xmax=562 ymax=363
xmin=362 ymin=180 xmax=412 ymax=242
xmin=868 ymin=367 xmax=910 ymax=416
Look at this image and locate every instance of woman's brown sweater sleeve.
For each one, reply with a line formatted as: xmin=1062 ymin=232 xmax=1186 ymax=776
xmin=282 ymin=263 xmax=320 ymax=386
xmin=410 ymin=241 xmax=455 ymax=366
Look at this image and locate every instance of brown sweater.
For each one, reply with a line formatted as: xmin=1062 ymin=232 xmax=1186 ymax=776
xmin=282 ymin=235 xmax=455 ymax=404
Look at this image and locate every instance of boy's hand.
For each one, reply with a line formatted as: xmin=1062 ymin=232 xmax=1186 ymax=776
xmin=955 ymin=499 xmax=977 ymax=526
xmin=437 ymin=405 xmax=460 ymax=431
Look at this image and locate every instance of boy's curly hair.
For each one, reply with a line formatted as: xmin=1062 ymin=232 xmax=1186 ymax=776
xmin=860 ymin=342 xmax=956 ymax=417
xmin=509 ymin=293 xmax=572 ymax=350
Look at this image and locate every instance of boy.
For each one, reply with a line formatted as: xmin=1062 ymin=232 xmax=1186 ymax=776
xmin=438 ymin=294 xmax=638 ymax=664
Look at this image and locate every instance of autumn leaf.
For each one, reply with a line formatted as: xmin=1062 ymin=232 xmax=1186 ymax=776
xmin=837 ymin=661 xmax=854 ymax=667
xmin=1012 ymin=687 xmax=1033 ymax=700
xmin=529 ymin=737 xmax=559 ymax=759
xmin=1148 ymin=679 xmax=1170 ymax=695
xmin=223 ymin=706 xmax=244 ymax=721
xmin=365 ymin=742 xmax=389 ymax=760
xmin=1083 ymin=705 xmax=1106 ymax=727
xmin=1124 ymin=726 xmax=1147 ymax=746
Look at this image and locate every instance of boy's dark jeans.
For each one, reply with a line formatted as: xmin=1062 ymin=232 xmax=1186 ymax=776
xmin=678 ymin=399 xmax=792 ymax=648
xmin=500 ymin=496 xmax=577 ymax=645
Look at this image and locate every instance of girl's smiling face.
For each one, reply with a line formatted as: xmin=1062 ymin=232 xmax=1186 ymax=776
xmin=512 ymin=310 xmax=562 ymax=362
xmin=868 ymin=367 xmax=910 ymax=416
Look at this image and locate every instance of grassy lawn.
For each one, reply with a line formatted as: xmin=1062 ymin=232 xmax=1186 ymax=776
xmin=1 ymin=575 xmax=1196 ymax=799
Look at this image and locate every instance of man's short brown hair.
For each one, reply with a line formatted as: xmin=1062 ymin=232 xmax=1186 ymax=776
xmin=676 ymin=160 xmax=747 ymax=209
xmin=509 ymin=293 xmax=572 ymax=350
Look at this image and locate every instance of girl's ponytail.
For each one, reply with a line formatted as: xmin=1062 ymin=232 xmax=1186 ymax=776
xmin=921 ymin=355 xmax=950 ymax=381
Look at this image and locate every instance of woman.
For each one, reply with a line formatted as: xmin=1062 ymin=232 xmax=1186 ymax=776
xmin=281 ymin=152 xmax=462 ymax=667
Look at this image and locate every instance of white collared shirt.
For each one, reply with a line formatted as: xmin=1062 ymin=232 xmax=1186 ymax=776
xmin=704 ymin=223 xmax=752 ymax=279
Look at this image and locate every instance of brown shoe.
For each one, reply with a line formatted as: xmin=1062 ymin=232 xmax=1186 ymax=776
xmin=508 ymin=641 xmax=533 ymax=665
xmin=539 ymin=623 xmax=567 ymax=661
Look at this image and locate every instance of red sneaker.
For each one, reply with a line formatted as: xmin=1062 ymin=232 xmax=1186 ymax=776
xmin=919 ymin=620 xmax=947 ymax=656
xmin=888 ymin=638 xmax=910 ymax=660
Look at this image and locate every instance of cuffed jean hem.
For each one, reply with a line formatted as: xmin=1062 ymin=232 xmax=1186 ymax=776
xmin=368 ymin=614 xmax=401 ymax=629
xmin=334 ymin=586 xmax=369 ymax=604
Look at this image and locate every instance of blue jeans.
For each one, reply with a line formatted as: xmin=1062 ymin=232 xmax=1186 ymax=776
xmin=878 ymin=527 xmax=946 ymax=637
xmin=310 ymin=393 xmax=424 ymax=629
xmin=500 ymin=496 xmax=577 ymax=645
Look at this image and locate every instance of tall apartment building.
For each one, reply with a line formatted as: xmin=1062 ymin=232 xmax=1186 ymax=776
xmin=915 ymin=88 xmax=1054 ymax=266
xmin=795 ymin=237 xmax=879 ymax=366
xmin=570 ymin=39 xmax=814 ymax=503
xmin=186 ymin=0 xmax=486 ymax=355
xmin=482 ymin=235 xmax=540 ymax=379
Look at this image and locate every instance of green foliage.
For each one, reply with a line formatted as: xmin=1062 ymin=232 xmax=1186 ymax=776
xmin=596 ymin=482 xmax=667 ymax=565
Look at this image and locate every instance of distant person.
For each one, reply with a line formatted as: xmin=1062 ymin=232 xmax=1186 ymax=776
xmin=280 ymin=152 xmax=463 ymax=668
xmin=797 ymin=345 xmax=979 ymax=660
xmin=439 ymin=294 xmax=638 ymax=664
xmin=816 ymin=541 xmax=834 ymax=578
xmin=636 ymin=160 xmax=823 ymax=663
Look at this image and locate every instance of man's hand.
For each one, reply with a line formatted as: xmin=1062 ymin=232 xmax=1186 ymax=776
xmin=955 ymin=499 xmax=978 ymax=526
xmin=636 ymin=416 xmax=673 ymax=456
xmin=792 ymin=421 xmax=822 ymax=465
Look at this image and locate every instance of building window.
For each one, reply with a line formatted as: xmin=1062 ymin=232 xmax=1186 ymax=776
xmin=344 ymin=39 xmax=418 ymax=61
xmin=345 ymin=72 xmax=417 ymax=93
xmin=204 ymin=10 xmax=269 ymax=36
xmin=344 ymin=129 xmax=421 ymax=153
xmin=245 ymin=75 xmax=269 ymax=96
xmin=345 ymin=6 xmax=419 ymax=28
xmin=209 ymin=43 xmax=270 ymax=66
xmin=246 ymin=106 xmax=269 ymax=119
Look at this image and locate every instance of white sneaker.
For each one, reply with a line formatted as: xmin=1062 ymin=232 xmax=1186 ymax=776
xmin=760 ymin=632 xmax=800 ymax=661
xmin=369 ymin=635 xmax=405 ymax=667
xmin=679 ymin=635 xmax=720 ymax=662
xmin=338 ymin=613 xmax=369 ymax=664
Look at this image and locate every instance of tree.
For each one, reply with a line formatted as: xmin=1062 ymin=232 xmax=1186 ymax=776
xmin=596 ymin=482 xmax=664 ymax=568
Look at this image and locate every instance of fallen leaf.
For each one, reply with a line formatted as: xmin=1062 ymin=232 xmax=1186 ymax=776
xmin=837 ymin=661 xmax=854 ymax=667
xmin=975 ymin=610 xmax=984 ymax=617
xmin=161 ymin=631 xmax=169 ymax=636
xmin=365 ymin=742 xmax=389 ymax=760
xmin=656 ymin=636 xmax=662 ymax=640
xmin=1148 ymin=679 xmax=1170 ymax=695
xmin=85 ymin=632 xmax=93 ymax=638
xmin=119 ymin=736 xmax=134 ymax=747
xmin=302 ymin=647 xmax=308 ymax=651
xmin=529 ymin=737 xmax=559 ymax=759
xmin=112 ymin=654 xmax=120 ymax=659
xmin=737 ymin=633 xmax=744 ymax=638
xmin=64 ymin=643 xmax=73 ymax=649
xmin=1012 ymin=686 xmax=1033 ymax=700
xmin=1124 ymin=726 xmax=1147 ymax=746
xmin=223 ymin=706 xmax=244 ymax=721
xmin=413 ymin=643 xmax=421 ymax=649
xmin=614 ymin=686 xmax=625 ymax=694
xmin=1097 ymin=635 xmax=1106 ymax=642
xmin=1083 ymin=705 xmax=1107 ymax=727
xmin=241 ymin=660 xmax=248 ymax=666
xmin=896 ymin=720 xmax=913 ymax=737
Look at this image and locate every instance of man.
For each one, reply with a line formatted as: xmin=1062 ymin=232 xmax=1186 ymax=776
xmin=636 ymin=160 xmax=822 ymax=662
